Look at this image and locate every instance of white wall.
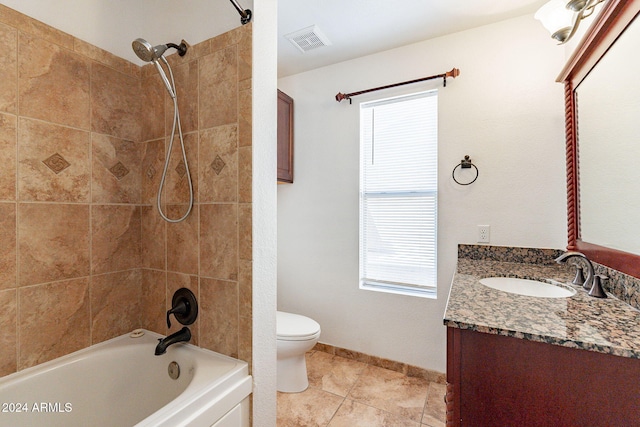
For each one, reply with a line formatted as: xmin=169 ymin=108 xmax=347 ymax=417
xmin=277 ymin=14 xmax=567 ymax=373
xmin=252 ymin=0 xmax=278 ymax=425
xmin=0 ymin=0 xmax=253 ymax=65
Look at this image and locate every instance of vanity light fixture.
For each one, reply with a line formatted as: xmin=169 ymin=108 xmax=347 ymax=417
xmin=535 ymin=0 xmax=604 ymax=44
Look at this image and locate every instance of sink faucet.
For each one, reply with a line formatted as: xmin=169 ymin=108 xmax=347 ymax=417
xmin=555 ymin=251 xmax=607 ymax=298
xmin=155 ymin=326 xmax=191 ymax=355
xmin=555 ymin=252 xmax=594 ymax=289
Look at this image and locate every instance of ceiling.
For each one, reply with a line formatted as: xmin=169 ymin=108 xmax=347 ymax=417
xmin=1 ymin=0 xmax=548 ymax=77
xmin=277 ymin=0 xmax=549 ymax=77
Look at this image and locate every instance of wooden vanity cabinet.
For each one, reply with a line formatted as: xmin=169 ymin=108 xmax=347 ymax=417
xmin=277 ymin=90 xmax=294 ymax=183
xmin=446 ymin=328 xmax=640 ymax=426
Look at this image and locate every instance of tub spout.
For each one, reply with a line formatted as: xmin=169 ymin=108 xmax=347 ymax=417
xmin=155 ymin=327 xmax=191 ymax=356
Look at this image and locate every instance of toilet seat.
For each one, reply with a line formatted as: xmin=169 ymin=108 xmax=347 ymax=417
xmin=277 ymin=311 xmax=321 ymax=341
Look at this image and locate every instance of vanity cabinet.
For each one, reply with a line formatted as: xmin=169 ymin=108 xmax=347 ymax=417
xmin=277 ymin=90 xmax=294 ymax=183
xmin=446 ymin=327 xmax=640 ymax=426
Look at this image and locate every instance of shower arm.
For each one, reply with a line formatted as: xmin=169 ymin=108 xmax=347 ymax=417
xmin=166 ymin=42 xmax=188 ymax=57
xmin=229 ymin=0 xmax=252 ymax=25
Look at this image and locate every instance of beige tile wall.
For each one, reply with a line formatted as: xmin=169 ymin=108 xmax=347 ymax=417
xmin=0 ymin=4 xmax=252 ymax=376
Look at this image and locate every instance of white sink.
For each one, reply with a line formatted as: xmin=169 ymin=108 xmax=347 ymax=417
xmin=479 ymin=277 xmax=576 ymax=298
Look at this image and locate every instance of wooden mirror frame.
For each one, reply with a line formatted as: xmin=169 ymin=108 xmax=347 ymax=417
xmin=557 ymin=0 xmax=640 ymax=278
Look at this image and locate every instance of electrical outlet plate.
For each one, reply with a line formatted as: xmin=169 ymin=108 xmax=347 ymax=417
xmin=478 ymin=225 xmax=490 ymax=243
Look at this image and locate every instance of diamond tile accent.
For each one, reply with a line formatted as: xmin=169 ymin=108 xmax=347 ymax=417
xmin=109 ymin=161 xmax=129 ymax=180
xmin=175 ymin=160 xmax=187 ymax=178
xmin=211 ymin=155 xmax=226 ymax=175
xmin=146 ymin=165 xmax=156 ymax=180
xmin=42 ymin=153 xmax=71 ymax=174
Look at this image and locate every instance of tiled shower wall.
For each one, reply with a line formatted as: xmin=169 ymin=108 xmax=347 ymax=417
xmin=0 ymin=5 xmax=252 ymax=376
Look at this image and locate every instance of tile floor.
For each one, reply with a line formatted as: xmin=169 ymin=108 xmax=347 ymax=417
xmin=277 ymin=350 xmax=446 ymax=426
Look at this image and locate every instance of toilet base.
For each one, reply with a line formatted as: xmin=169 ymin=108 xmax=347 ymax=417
xmin=277 ymin=354 xmax=309 ymax=393
xmin=276 ymin=311 xmax=320 ymax=393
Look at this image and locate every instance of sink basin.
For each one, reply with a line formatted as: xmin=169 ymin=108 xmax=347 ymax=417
xmin=479 ymin=277 xmax=576 ymax=298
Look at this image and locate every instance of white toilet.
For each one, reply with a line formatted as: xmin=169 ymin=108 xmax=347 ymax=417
xmin=276 ymin=311 xmax=321 ymax=393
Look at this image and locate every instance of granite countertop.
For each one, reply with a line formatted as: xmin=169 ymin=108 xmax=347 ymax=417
xmin=443 ymin=246 xmax=640 ymax=359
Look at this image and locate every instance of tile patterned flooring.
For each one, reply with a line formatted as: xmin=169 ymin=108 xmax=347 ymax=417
xmin=277 ymin=350 xmax=446 ymax=426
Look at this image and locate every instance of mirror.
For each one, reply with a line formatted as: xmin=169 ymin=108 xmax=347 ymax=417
xmin=558 ymin=0 xmax=640 ymax=278
xmin=576 ymin=14 xmax=640 ymax=255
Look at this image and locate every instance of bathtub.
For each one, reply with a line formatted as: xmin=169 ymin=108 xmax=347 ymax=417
xmin=0 ymin=329 xmax=252 ymax=427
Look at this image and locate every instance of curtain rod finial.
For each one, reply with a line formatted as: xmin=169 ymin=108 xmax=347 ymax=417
xmin=335 ymin=92 xmax=349 ymax=102
xmin=447 ymin=68 xmax=460 ymax=79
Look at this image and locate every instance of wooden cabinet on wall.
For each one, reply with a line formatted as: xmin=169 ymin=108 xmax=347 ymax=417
xmin=277 ymin=90 xmax=294 ymax=183
xmin=446 ymin=328 xmax=640 ymax=426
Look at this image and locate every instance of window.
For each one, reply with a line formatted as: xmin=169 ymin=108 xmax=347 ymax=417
xmin=359 ymin=90 xmax=438 ymax=298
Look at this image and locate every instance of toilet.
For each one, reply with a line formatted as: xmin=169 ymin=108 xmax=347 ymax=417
xmin=276 ymin=311 xmax=321 ymax=393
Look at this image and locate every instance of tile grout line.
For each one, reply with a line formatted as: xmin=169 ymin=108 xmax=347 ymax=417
xmin=88 ymin=69 xmax=93 ymax=345
xmin=325 ymin=349 xmax=361 ymax=426
xmin=14 ymin=40 xmax=20 ymax=370
xmin=314 ymin=342 xmax=446 ymax=384
xmin=324 ymin=393 xmax=347 ymax=427
xmin=302 ymin=351 xmax=433 ymax=426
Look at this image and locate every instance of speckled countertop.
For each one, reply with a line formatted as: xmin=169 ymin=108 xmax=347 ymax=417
xmin=443 ymin=245 xmax=640 ymax=359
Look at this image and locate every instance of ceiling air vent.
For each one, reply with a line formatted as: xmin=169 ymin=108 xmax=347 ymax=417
xmin=284 ymin=25 xmax=332 ymax=53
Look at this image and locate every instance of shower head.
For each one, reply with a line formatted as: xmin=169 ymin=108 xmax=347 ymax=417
xmin=132 ymin=38 xmax=187 ymax=62
xmin=132 ymin=38 xmax=188 ymax=99
xmin=132 ymin=38 xmax=161 ymax=62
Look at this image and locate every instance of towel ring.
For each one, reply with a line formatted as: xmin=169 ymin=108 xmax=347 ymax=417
xmin=452 ymin=155 xmax=478 ymax=186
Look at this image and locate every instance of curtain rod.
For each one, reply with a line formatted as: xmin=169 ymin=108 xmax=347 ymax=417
xmin=335 ymin=67 xmax=460 ymax=103
xmin=229 ymin=0 xmax=252 ymax=25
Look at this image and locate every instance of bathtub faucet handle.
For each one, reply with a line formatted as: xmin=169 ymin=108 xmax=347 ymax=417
xmin=166 ymin=301 xmax=187 ymax=328
xmin=166 ymin=288 xmax=199 ymax=329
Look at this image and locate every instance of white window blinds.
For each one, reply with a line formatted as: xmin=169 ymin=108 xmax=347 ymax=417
xmin=359 ymin=90 xmax=438 ymax=297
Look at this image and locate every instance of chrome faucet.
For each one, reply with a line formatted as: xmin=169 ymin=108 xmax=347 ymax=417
xmin=155 ymin=327 xmax=191 ymax=355
xmin=555 ymin=251 xmax=607 ymax=298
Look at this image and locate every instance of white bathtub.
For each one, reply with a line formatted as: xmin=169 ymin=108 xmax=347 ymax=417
xmin=0 ymin=329 xmax=252 ymax=427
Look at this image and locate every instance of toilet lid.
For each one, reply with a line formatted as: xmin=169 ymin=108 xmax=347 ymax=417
xmin=277 ymin=311 xmax=321 ymax=341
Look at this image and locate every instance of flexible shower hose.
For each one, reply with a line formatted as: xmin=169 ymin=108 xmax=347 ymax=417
xmin=156 ymin=56 xmax=194 ymax=223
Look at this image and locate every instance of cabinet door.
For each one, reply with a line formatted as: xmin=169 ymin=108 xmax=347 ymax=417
xmin=447 ymin=327 xmax=640 ymax=426
xmin=277 ymin=90 xmax=294 ymax=183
